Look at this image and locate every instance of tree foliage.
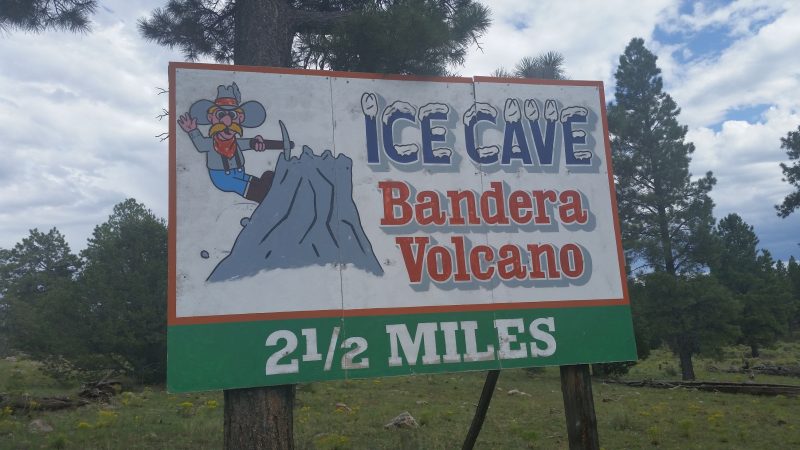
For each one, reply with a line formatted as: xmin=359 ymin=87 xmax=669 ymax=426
xmin=493 ymin=51 xmax=567 ymax=80
xmin=0 ymin=228 xmax=80 ymax=296
xmin=0 ymin=228 xmax=81 ymax=362
xmin=514 ymin=51 xmax=567 ymax=79
xmin=713 ymin=213 xmax=759 ymax=294
xmin=712 ymin=214 xmax=791 ymax=357
xmin=740 ymin=251 xmax=792 ymax=357
xmin=0 ymin=201 xmax=168 ymax=382
xmin=76 ymin=199 xmax=168 ymax=383
xmin=608 ymin=38 xmax=717 ymax=277
xmin=637 ymin=273 xmax=739 ymax=380
xmin=776 ymin=125 xmax=800 ymax=218
xmin=0 ymin=0 xmax=96 ymax=33
xmin=138 ymin=0 xmax=238 ymax=62
xmin=139 ymin=0 xmax=491 ymax=75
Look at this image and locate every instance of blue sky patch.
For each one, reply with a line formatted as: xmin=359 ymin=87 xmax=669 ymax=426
xmin=707 ymin=103 xmax=773 ymax=131
xmin=655 ymin=24 xmax=735 ymax=64
xmin=655 ymin=0 xmax=783 ymax=65
xmin=725 ymin=103 xmax=772 ymax=123
xmin=508 ymin=17 xmax=528 ymax=31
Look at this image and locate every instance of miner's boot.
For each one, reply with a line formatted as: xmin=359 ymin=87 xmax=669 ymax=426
xmin=244 ymin=170 xmax=275 ymax=203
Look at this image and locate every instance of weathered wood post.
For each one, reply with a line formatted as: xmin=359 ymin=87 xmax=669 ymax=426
xmin=560 ymin=364 xmax=599 ymax=450
xmin=462 ymin=369 xmax=501 ymax=450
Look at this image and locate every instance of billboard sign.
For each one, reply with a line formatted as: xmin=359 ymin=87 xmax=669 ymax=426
xmin=168 ymin=62 xmax=636 ymax=392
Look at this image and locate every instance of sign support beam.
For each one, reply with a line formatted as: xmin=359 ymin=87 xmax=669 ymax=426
xmin=560 ymin=364 xmax=599 ymax=450
xmin=462 ymin=369 xmax=501 ymax=450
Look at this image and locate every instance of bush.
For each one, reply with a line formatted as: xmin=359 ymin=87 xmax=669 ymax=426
xmin=592 ymin=361 xmax=636 ymax=377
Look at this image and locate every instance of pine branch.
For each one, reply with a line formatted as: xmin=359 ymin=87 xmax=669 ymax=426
xmin=0 ymin=0 xmax=97 ymax=33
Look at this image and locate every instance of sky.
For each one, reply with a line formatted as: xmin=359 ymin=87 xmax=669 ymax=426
xmin=0 ymin=0 xmax=798 ymax=262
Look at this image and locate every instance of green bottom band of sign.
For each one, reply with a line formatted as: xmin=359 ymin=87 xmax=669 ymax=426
xmin=168 ymin=305 xmax=637 ymax=392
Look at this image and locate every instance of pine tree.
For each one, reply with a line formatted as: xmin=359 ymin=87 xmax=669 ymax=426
xmin=608 ymin=38 xmax=717 ymax=277
xmin=608 ymin=38 xmax=728 ymax=380
xmin=713 ymin=214 xmax=791 ymax=357
xmin=0 ymin=228 xmax=82 ymax=364
xmin=776 ymin=125 xmax=800 ymax=218
xmin=493 ymin=51 xmax=567 ymax=80
xmin=713 ymin=213 xmax=759 ymax=294
xmin=638 ymin=272 xmax=739 ymax=378
xmin=743 ymin=250 xmax=792 ymax=357
xmin=139 ymin=0 xmax=491 ymax=75
xmin=75 ymin=199 xmax=168 ymax=383
xmin=0 ymin=0 xmax=96 ymax=33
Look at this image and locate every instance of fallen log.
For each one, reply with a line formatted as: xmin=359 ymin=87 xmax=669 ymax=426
xmin=603 ymin=379 xmax=800 ymax=397
xmin=0 ymin=376 xmax=121 ymax=414
xmin=0 ymin=394 xmax=89 ymax=412
xmin=717 ymin=364 xmax=800 ymax=378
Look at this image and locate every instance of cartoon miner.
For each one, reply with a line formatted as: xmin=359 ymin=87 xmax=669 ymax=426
xmin=178 ymin=82 xmax=288 ymax=203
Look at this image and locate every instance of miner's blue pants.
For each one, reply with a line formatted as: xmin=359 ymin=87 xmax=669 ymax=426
xmin=208 ymin=168 xmax=252 ymax=196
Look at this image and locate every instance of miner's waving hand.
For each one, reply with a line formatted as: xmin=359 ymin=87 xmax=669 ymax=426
xmin=178 ymin=82 xmax=289 ymax=203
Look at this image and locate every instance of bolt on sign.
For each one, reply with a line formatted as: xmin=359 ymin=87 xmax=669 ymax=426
xmin=168 ymin=62 xmax=637 ymax=392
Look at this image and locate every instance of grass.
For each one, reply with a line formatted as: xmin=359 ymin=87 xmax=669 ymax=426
xmin=1 ymin=345 xmax=799 ymax=449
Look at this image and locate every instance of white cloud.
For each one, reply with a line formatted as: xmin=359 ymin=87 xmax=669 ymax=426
xmin=463 ymin=0 xmax=675 ymax=81
xmin=0 ymin=0 xmax=176 ymax=250
xmin=664 ymin=2 xmax=800 ymax=126
xmin=662 ymin=0 xmax=784 ymax=36
xmin=689 ymin=105 xmax=800 ymax=258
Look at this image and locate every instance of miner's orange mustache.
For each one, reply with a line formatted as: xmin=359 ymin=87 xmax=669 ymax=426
xmin=209 ymin=123 xmax=243 ymax=137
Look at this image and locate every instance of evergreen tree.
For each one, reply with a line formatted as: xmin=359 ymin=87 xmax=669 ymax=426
xmin=0 ymin=0 xmax=96 ymax=33
xmin=493 ymin=51 xmax=567 ymax=80
xmin=139 ymin=0 xmax=491 ymax=75
xmin=74 ymin=199 xmax=168 ymax=383
xmin=712 ymin=214 xmax=791 ymax=357
xmin=742 ymin=250 xmax=792 ymax=357
xmin=608 ymin=38 xmax=717 ymax=276
xmin=0 ymin=228 xmax=82 ymax=362
xmin=513 ymin=51 xmax=567 ymax=79
xmin=639 ymin=273 xmax=739 ymax=380
xmin=776 ymin=125 xmax=800 ymax=218
xmin=0 ymin=205 xmax=169 ymax=382
xmin=608 ymin=38 xmax=727 ymax=379
xmin=713 ymin=213 xmax=759 ymax=294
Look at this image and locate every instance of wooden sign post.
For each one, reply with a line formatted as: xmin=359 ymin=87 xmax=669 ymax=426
xmin=561 ymin=365 xmax=599 ymax=449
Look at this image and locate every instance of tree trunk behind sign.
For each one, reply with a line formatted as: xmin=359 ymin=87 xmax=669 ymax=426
xmin=225 ymin=386 xmax=295 ymax=449
xmin=234 ymin=0 xmax=294 ymax=67
xmin=225 ymin=1 xmax=294 ymax=449
xmin=678 ymin=348 xmax=696 ymax=381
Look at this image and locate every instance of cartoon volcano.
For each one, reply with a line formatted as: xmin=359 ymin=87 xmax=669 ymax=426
xmin=208 ymin=144 xmax=384 ymax=282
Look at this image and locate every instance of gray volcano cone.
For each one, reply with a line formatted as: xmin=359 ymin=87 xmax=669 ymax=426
xmin=208 ymin=146 xmax=383 ymax=281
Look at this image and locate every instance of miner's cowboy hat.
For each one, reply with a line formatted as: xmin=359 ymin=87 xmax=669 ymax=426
xmin=189 ymin=82 xmax=266 ymax=128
